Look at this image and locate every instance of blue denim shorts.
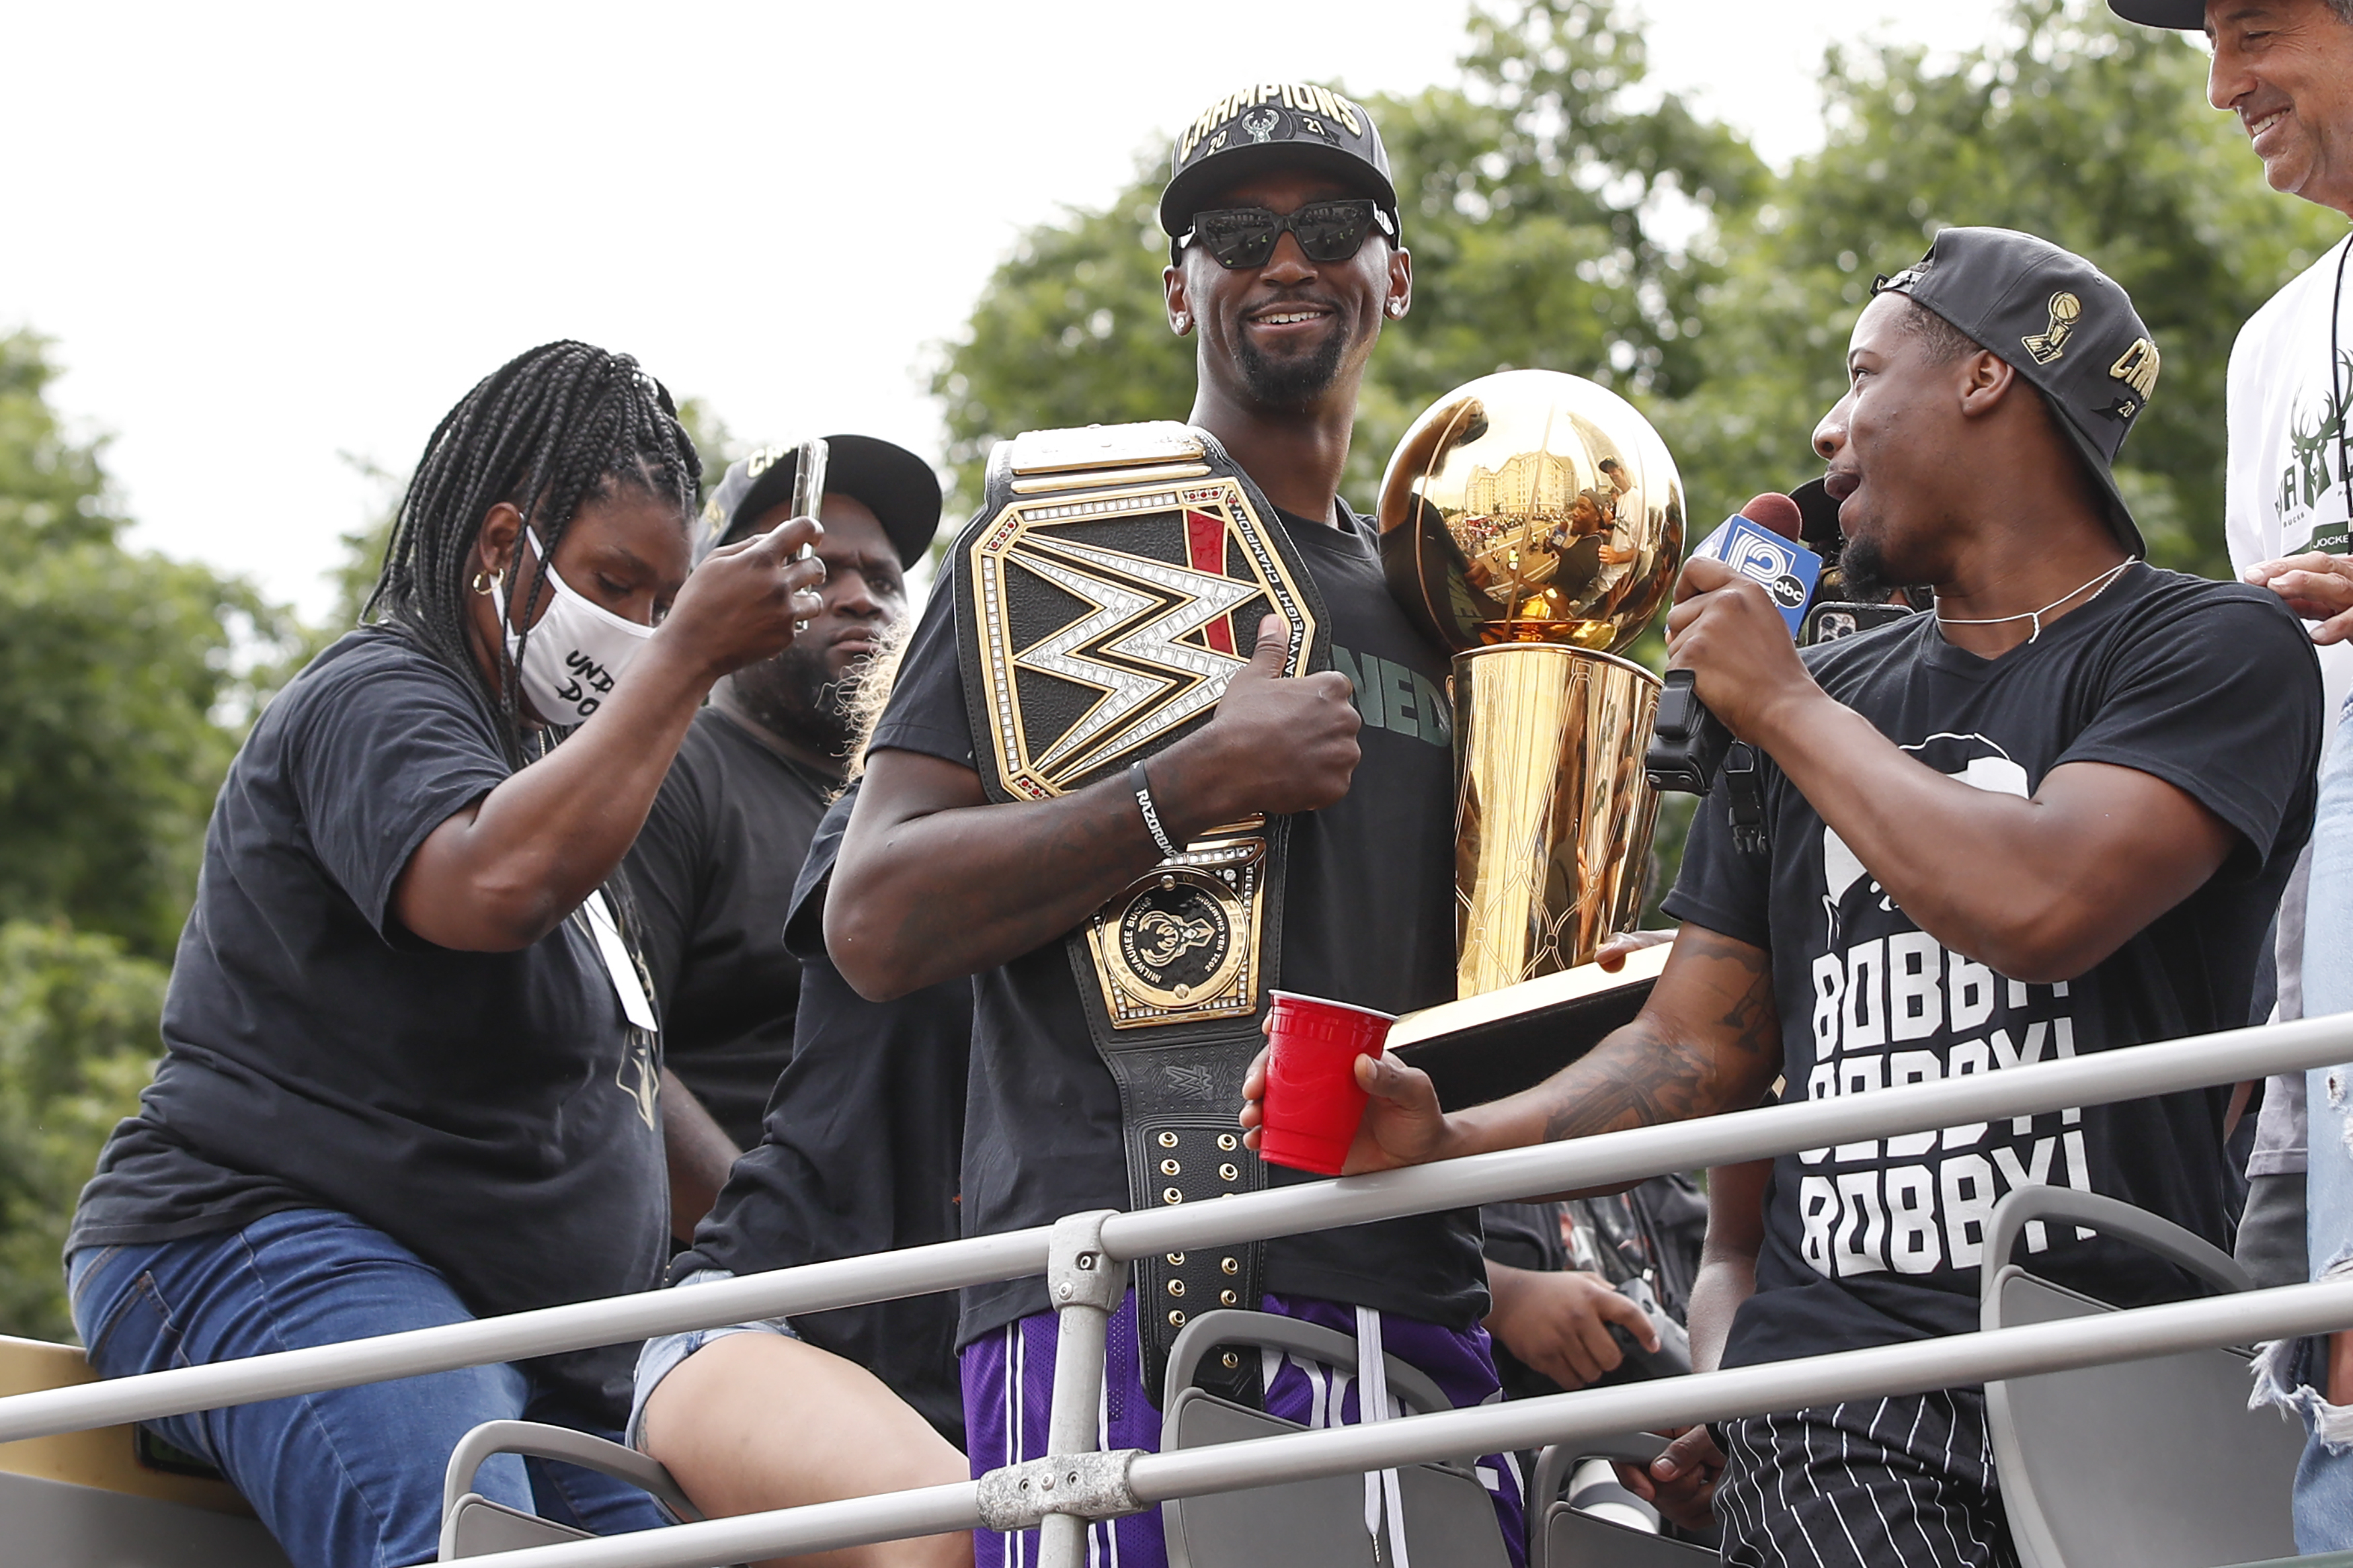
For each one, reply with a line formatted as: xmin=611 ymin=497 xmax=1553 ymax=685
xmin=627 ymin=1269 xmax=799 ymax=1448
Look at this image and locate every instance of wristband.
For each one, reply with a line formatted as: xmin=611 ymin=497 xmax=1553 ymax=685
xmin=1128 ymin=760 xmax=1181 ymax=860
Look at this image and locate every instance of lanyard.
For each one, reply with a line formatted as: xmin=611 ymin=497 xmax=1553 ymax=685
xmin=2334 ymin=234 xmax=2350 ymax=526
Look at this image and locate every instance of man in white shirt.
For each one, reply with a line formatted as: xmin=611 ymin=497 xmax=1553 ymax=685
xmin=2110 ymin=0 xmax=2353 ymax=1549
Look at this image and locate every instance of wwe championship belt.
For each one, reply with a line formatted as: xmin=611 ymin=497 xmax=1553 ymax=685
xmin=955 ymin=421 xmax=1328 ymax=1407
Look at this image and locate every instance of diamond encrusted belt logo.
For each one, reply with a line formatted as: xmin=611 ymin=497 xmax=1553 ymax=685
xmin=964 ymin=456 xmax=1317 ymax=800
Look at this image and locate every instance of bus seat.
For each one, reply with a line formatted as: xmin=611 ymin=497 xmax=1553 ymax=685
xmin=1982 ymin=1186 xmax=2302 ymax=1568
xmin=1529 ymin=1432 xmax=1716 ymax=1568
xmin=0 ymin=1333 xmax=292 ymax=1566
xmin=437 ymin=1418 xmax=699 ymax=1561
xmin=1157 ymin=1309 xmax=1511 ymax=1568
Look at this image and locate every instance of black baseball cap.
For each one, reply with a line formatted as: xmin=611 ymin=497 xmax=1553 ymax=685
xmin=1160 ymin=83 xmax=1399 ymax=245
xmin=2106 ymin=0 xmax=2205 ymax=28
xmin=1872 ymin=226 xmax=2161 ymax=556
xmin=696 ymin=434 xmax=943 ymax=569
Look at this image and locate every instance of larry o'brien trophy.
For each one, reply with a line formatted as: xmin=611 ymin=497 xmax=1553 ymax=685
xmin=1378 ymin=369 xmax=1685 ymax=999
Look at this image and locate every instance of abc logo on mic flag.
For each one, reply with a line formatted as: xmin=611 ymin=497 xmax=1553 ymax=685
xmin=1692 ymin=511 xmax=1823 ymax=634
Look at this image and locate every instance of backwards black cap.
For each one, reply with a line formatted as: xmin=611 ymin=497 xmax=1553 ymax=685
xmin=1160 ymin=83 xmax=1399 ymax=246
xmin=2105 ymin=0 xmax=2206 ymax=28
xmin=1873 ymin=226 xmax=2161 ymax=557
xmin=696 ymin=434 xmax=943 ymax=570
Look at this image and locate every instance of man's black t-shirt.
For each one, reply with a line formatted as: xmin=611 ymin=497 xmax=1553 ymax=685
xmin=677 ymin=784 xmax=972 ymax=1441
xmin=1663 ymin=568 xmax=2321 ymax=1366
xmin=871 ymin=502 xmax=1483 ymax=1344
xmin=69 ymin=629 xmax=668 ymax=1419
xmin=625 ymin=706 xmax=831 ymax=1148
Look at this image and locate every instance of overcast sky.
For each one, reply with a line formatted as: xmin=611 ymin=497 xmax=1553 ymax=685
xmin=5 ymin=1 xmax=2051 ymax=620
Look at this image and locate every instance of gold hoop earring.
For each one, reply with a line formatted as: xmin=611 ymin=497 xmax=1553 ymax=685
xmin=471 ymin=568 xmax=504 ymax=596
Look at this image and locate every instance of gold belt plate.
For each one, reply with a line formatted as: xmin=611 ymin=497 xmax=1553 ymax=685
xmin=965 ymin=472 xmax=1316 ymax=802
xmin=1083 ymin=833 xmax=1267 ymax=1028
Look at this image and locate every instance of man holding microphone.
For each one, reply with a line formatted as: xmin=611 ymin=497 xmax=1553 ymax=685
xmin=2107 ymin=0 xmax=2353 ymax=1546
xmin=1249 ymin=228 xmax=2322 ymax=1565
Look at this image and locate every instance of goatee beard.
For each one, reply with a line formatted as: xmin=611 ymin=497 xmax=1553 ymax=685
xmin=1234 ymin=317 xmax=1351 ymax=411
xmin=1837 ymin=535 xmax=1914 ymax=605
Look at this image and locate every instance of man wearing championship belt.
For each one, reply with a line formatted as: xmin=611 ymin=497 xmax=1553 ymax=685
xmin=832 ymin=84 xmax=1522 ymax=1566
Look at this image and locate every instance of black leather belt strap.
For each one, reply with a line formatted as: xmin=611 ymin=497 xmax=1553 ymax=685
xmin=1105 ymin=1047 xmax=1270 ymax=1409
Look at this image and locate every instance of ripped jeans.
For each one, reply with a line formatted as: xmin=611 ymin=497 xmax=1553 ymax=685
xmin=2267 ymin=696 xmax=2353 ymax=1552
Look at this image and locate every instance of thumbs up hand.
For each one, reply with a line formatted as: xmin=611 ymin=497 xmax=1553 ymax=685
xmin=1152 ymin=616 xmax=1361 ymax=833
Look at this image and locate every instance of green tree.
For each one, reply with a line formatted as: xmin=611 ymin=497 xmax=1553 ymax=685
xmin=0 ymin=331 xmax=302 ymax=960
xmin=0 ymin=923 xmax=167 ymax=1339
xmin=675 ymin=394 xmax=748 ymax=496
xmin=0 ymin=329 xmax=309 ymax=1337
xmin=1664 ymin=0 xmax=2345 ymax=575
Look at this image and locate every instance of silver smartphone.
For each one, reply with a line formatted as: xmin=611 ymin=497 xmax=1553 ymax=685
xmin=787 ymin=437 xmax=828 ymax=562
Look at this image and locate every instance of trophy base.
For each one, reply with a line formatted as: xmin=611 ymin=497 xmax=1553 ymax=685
xmin=1396 ymin=942 xmax=1669 ymax=1109
xmin=1452 ymin=643 xmax=1662 ymax=999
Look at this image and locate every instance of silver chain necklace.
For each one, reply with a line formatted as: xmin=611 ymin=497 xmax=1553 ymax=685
xmin=1934 ymin=559 xmax=2138 ymax=644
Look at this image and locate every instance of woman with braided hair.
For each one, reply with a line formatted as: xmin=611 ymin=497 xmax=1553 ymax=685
xmin=64 ymin=340 xmax=823 ymax=1567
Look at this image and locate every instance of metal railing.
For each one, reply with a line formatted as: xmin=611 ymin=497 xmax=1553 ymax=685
xmin=4 ymin=1009 xmax=2349 ymax=1568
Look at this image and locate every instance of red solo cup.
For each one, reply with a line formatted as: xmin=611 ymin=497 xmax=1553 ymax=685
xmin=1258 ymin=991 xmax=1398 ymax=1175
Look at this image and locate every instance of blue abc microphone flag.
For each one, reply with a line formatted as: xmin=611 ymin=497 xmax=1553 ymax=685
xmin=1690 ymin=507 xmax=1822 ymax=636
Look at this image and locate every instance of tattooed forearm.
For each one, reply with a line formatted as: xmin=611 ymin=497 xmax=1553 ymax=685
xmin=1540 ymin=1020 xmax=1728 ymax=1141
xmin=1533 ymin=925 xmax=1781 ymax=1143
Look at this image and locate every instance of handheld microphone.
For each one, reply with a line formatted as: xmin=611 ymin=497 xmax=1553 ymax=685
xmin=1645 ymin=493 xmax=1808 ymax=801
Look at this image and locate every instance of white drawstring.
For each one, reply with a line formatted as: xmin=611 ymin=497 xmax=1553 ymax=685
xmin=1355 ymin=1305 xmax=1410 ymax=1568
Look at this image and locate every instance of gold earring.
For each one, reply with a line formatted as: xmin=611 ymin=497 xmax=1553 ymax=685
xmin=471 ymin=568 xmax=504 ymax=595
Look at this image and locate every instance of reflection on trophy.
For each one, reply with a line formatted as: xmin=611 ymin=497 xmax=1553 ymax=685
xmin=1378 ymin=370 xmax=1685 ymax=997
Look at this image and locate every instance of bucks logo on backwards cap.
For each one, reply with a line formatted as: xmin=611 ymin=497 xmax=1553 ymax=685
xmin=1871 ymin=226 xmax=2162 ymax=558
xmin=1159 ymin=83 xmax=1400 ymax=250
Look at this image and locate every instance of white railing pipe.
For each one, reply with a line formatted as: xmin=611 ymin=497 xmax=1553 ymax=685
xmin=0 ymin=1229 xmax=1051 ymax=1446
xmin=2 ymin=1009 xmax=2346 ymax=1446
xmin=1096 ymin=1009 xmax=2353 ymax=1261
xmin=450 ymin=1276 xmax=2353 ymax=1568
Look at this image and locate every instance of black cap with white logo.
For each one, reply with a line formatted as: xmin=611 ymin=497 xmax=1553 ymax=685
xmin=1872 ymin=226 xmax=2161 ymax=556
xmin=2105 ymin=0 xmax=2204 ymax=28
xmin=1160 ymin=83 xmax=1399 ymax=241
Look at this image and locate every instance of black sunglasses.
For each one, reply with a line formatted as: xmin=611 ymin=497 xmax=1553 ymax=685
xmin=1181 ymin=200 xmax=1395 ymax=270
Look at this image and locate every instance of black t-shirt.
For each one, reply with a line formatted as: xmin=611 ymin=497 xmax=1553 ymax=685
xmin=871 ymin=501 xmax=1483 ymax=1345
xmin=1663 ymin=568 xmax=2321 ymax=1366
xmin=69 ymin=628 xmax=668 ymax=1419
xmin=677 ymin=784 xmax=973 ymax=1442
xmin=625 ymin=706 xmax=832 ymax=1148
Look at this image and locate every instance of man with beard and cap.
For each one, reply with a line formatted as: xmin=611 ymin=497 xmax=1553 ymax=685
xmin=830 ymin=83 xmax=1526 ymax=1568
xmin=2106 ymin=3 xmax=2353 ymax=1546
xmin=1252 ymin=228 xmax=2322 ymax=1567
xmin=626 ymin=435 xmax=939 ymax=1231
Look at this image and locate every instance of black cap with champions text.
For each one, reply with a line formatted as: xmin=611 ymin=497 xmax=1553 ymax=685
xmin=2105 ymin=0 xmax=2206 ymax=28
xmin=1872 ymin=226 xmax=2161 ymax=557
xmin=1160 ymin=83 xmax=1399 ymax=245
xmin=696 ymin=434 xmax=943 ymax=570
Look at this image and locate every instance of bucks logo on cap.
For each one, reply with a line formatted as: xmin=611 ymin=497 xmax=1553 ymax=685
xmin=1870 ymin=226 xmax=2160 ymax=559
xmin=1159 ymin=82 xmax=1399 ymax=239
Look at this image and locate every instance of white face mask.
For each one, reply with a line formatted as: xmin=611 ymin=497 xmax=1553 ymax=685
xmin=497 ymin=530 xmax=656 ymax=725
